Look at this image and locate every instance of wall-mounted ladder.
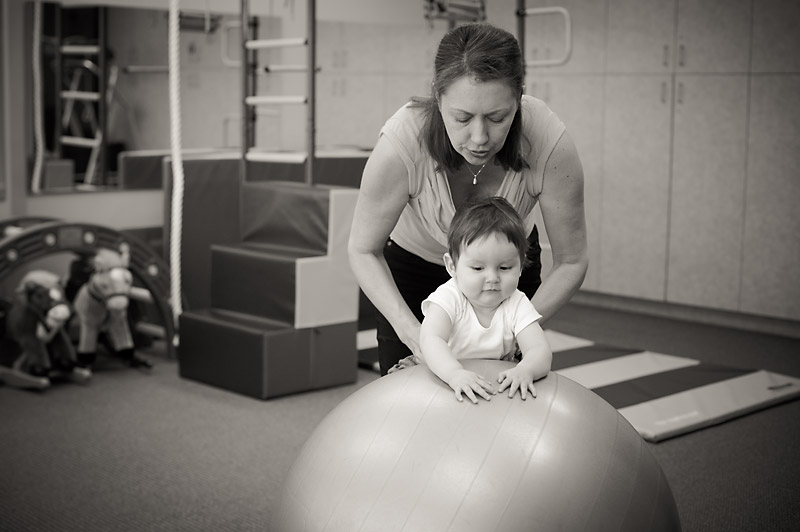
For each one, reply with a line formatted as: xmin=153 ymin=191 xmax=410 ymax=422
xmin=240 ymin=0 xmax=317 ymax=185
xmin=53 ymin=4 xmax=112 ymax=187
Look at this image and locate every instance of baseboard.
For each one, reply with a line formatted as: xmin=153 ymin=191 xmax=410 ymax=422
xmin=571 ymin=290 xmax=800 ymax=340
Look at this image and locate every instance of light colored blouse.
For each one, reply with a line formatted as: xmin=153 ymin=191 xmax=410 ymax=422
xmin=380 ymin=95 xmax=566 ymax=265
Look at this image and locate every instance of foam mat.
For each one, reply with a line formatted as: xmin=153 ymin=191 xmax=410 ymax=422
xmin=545 ymin=330 xmax=800 ymax=442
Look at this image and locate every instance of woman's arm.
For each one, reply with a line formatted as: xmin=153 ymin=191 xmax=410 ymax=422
xmin=348 ymin=135 xmax=422 ymax=356
xmin=534 ymin=130 xmax=589 ymax=323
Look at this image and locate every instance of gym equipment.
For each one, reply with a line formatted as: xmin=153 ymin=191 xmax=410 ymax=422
xmin=177 ymin=180 xmax=360 ymax=399
xmin=545 ymin=332 xmax=800 ymax=442
xmin=273 ymin=359 xmax=682 ymax=532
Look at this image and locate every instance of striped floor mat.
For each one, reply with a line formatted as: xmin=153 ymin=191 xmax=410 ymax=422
xmin=357 ymin=329 xmax=800 ymax=442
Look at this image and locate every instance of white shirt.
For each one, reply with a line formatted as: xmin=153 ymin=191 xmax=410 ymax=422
xmin=422 ymin=279 xmax=542 ymax=360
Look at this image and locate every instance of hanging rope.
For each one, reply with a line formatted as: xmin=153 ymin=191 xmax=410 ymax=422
xmin=168 ymin=0 xmax=185 ymax=335
xmin=31 ymin=1 xmax=44 ymax=193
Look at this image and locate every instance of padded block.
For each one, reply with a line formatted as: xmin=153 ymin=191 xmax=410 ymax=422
xmin=293 ymin=187 xmax=360 ymax=328
xmin=210 ymin=242 xmax=320 ymax=322
xmin=240 ymin=181 xmax=330 ymax=252
xmin=42 ymin=158 xmax=75 ymax=189
xmin=178 ymin=309 xmax=357 ymax=399
xmin=163 ymin=154 xmax=241 ymax=310
xmin=118 ymin=152 xmax=165 ymax=190
xmin=245 ymin=150 xmax=369 ymax=188
xmin=224 ymin=185 xmax=359 ymax=328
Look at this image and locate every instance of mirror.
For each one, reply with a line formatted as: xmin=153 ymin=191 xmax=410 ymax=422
xmin=27 ymin=1 xmax=445 ymax=194
xmin=1 ymin=4 xmax=5 ymax=202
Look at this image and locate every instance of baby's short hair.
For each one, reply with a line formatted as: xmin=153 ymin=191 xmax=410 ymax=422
xmin=448 ymin=197 xmax=530 ymax=266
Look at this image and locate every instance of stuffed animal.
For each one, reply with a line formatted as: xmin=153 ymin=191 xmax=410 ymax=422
xmin=72 ymin=247 xmax=152 ymax=369
xmin=0 ymin=270 xmax=90 ymax=390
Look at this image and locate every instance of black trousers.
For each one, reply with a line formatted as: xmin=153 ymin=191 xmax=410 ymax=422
xmin=375 ymin=226 xmax=543 ymax=375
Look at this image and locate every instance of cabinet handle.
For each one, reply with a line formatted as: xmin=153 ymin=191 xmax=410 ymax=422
xmin=677 ymin=81 xmax=684 ymax=104
xmin=661 ymin=81 xmax=667 ymax=103
xmin=662 ymin=44 xmax=670 ymax=67
xmin=678 ymin=44 xmax=686 ymax=67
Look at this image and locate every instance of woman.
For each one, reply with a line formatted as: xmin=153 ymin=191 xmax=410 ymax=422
xmin=348 ymin=23 xmax=587 ymax=376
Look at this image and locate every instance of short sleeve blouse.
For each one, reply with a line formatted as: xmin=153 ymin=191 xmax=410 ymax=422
xmin=380 ymin=95 xmax=566 ymax=265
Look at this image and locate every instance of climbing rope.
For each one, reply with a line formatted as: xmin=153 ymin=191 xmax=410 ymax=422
xmin=31 ymin=1 xmax=44 ymax=194
xmin=168 ymin=0 xmax=185 ymax=331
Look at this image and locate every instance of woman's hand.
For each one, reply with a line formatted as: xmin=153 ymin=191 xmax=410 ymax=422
xmin=387 ymin=354 xmax=420 ymax=374
xmin=446 ymin=368 xmax=496 ymax=404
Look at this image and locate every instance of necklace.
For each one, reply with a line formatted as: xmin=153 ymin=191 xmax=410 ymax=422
xmin=466 ymin=162 xmax=487 ymax=185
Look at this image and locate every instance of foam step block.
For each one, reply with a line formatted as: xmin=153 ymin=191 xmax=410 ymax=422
xmin=178 ymin=308 xmax=357 ymax=399
xmin=245 ymin=151 xmax=368 ymax=188
xmin=210 ymin=242 xmax=321 ymax=323
xmin=240 ymin=181 xmax=330 ymax=252
xmin=240 ymin=184 xmax=360 ymax=329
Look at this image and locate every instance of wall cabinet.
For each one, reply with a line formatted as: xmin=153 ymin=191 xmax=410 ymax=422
xmin=751 ymin=0 xmax=800 ymax=73
xmin=675 ymin=0 xmax=751 ymax=73
xmin=666 ymin=75 xmax=749 ymax=311
xmin=526 ymin=75 xmax=605 ymax=290
xmin=523 ymin=0 xmax=799 ymax=321
xmin=520 ymin=0 xmax=608 ymax=74
xmin=600 ymin=75 xmax=672 ymax=300
xmin=740 ymin=75 xmax=800 ymax=320
xmin=605 ymin=0 xmax=675 ymax=74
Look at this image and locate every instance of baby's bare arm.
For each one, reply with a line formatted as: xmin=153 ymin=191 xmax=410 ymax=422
xmin=498 ymin=322 xmax=552 ymax=399
xmin=420 ymin=304 xmax=495 ymax=403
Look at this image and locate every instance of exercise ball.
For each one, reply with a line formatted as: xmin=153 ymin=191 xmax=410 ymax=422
xmin=273 ymin=359 xmax=681 ymax=532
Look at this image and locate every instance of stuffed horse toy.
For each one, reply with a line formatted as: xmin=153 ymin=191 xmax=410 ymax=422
xmin=0 ymin=270 xmax=90 ymax=390
xmin=73 ymin=247 xmax=152 ymax=370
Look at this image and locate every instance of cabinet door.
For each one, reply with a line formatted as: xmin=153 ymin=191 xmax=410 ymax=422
xmin=676 ymin=0 xmax=751 ymax=73
xmin=527 ymin=75 xmax=605 ymax=290
xmin=751 ymin=0 xmax=800 ymax=73
xmin=606 ymin=0 xmax=676 ymax=73
xmin=599 ymin=75 xmax=672 ymax=300
xmin=667 ymin=75 xmax=748 ymax=310
xmin=522 ymin=0 xmax=608 ymax=74
xmin=740 ymin=75 xmax=800 ymax=320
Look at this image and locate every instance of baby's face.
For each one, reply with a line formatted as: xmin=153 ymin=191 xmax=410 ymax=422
xmin=449 ymin=233 xmax=522 ymax=312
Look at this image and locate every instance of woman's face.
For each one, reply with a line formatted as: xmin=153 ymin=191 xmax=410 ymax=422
xmin=438 ymin=75 xmax=518 ymax=166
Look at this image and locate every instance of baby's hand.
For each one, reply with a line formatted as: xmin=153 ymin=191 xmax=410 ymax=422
xmin=498 ymin=364 xmax=538 ymax=400
xmin=446 ymin=369 xmax=496 ymax=404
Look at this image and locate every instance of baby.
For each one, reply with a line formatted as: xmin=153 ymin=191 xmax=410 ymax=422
xmin=419 ymin=197 xmax=552 ymax=403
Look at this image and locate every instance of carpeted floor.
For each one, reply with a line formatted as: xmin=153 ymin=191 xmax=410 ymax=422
xmin=1 ymin=302 xmax=798 ymax=531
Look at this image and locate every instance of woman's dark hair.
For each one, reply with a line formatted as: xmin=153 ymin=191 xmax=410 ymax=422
xmin=411 ymin=23 xmax=530 ymax=174
xmin=448 ymin=197 xmax=530 ymax=267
